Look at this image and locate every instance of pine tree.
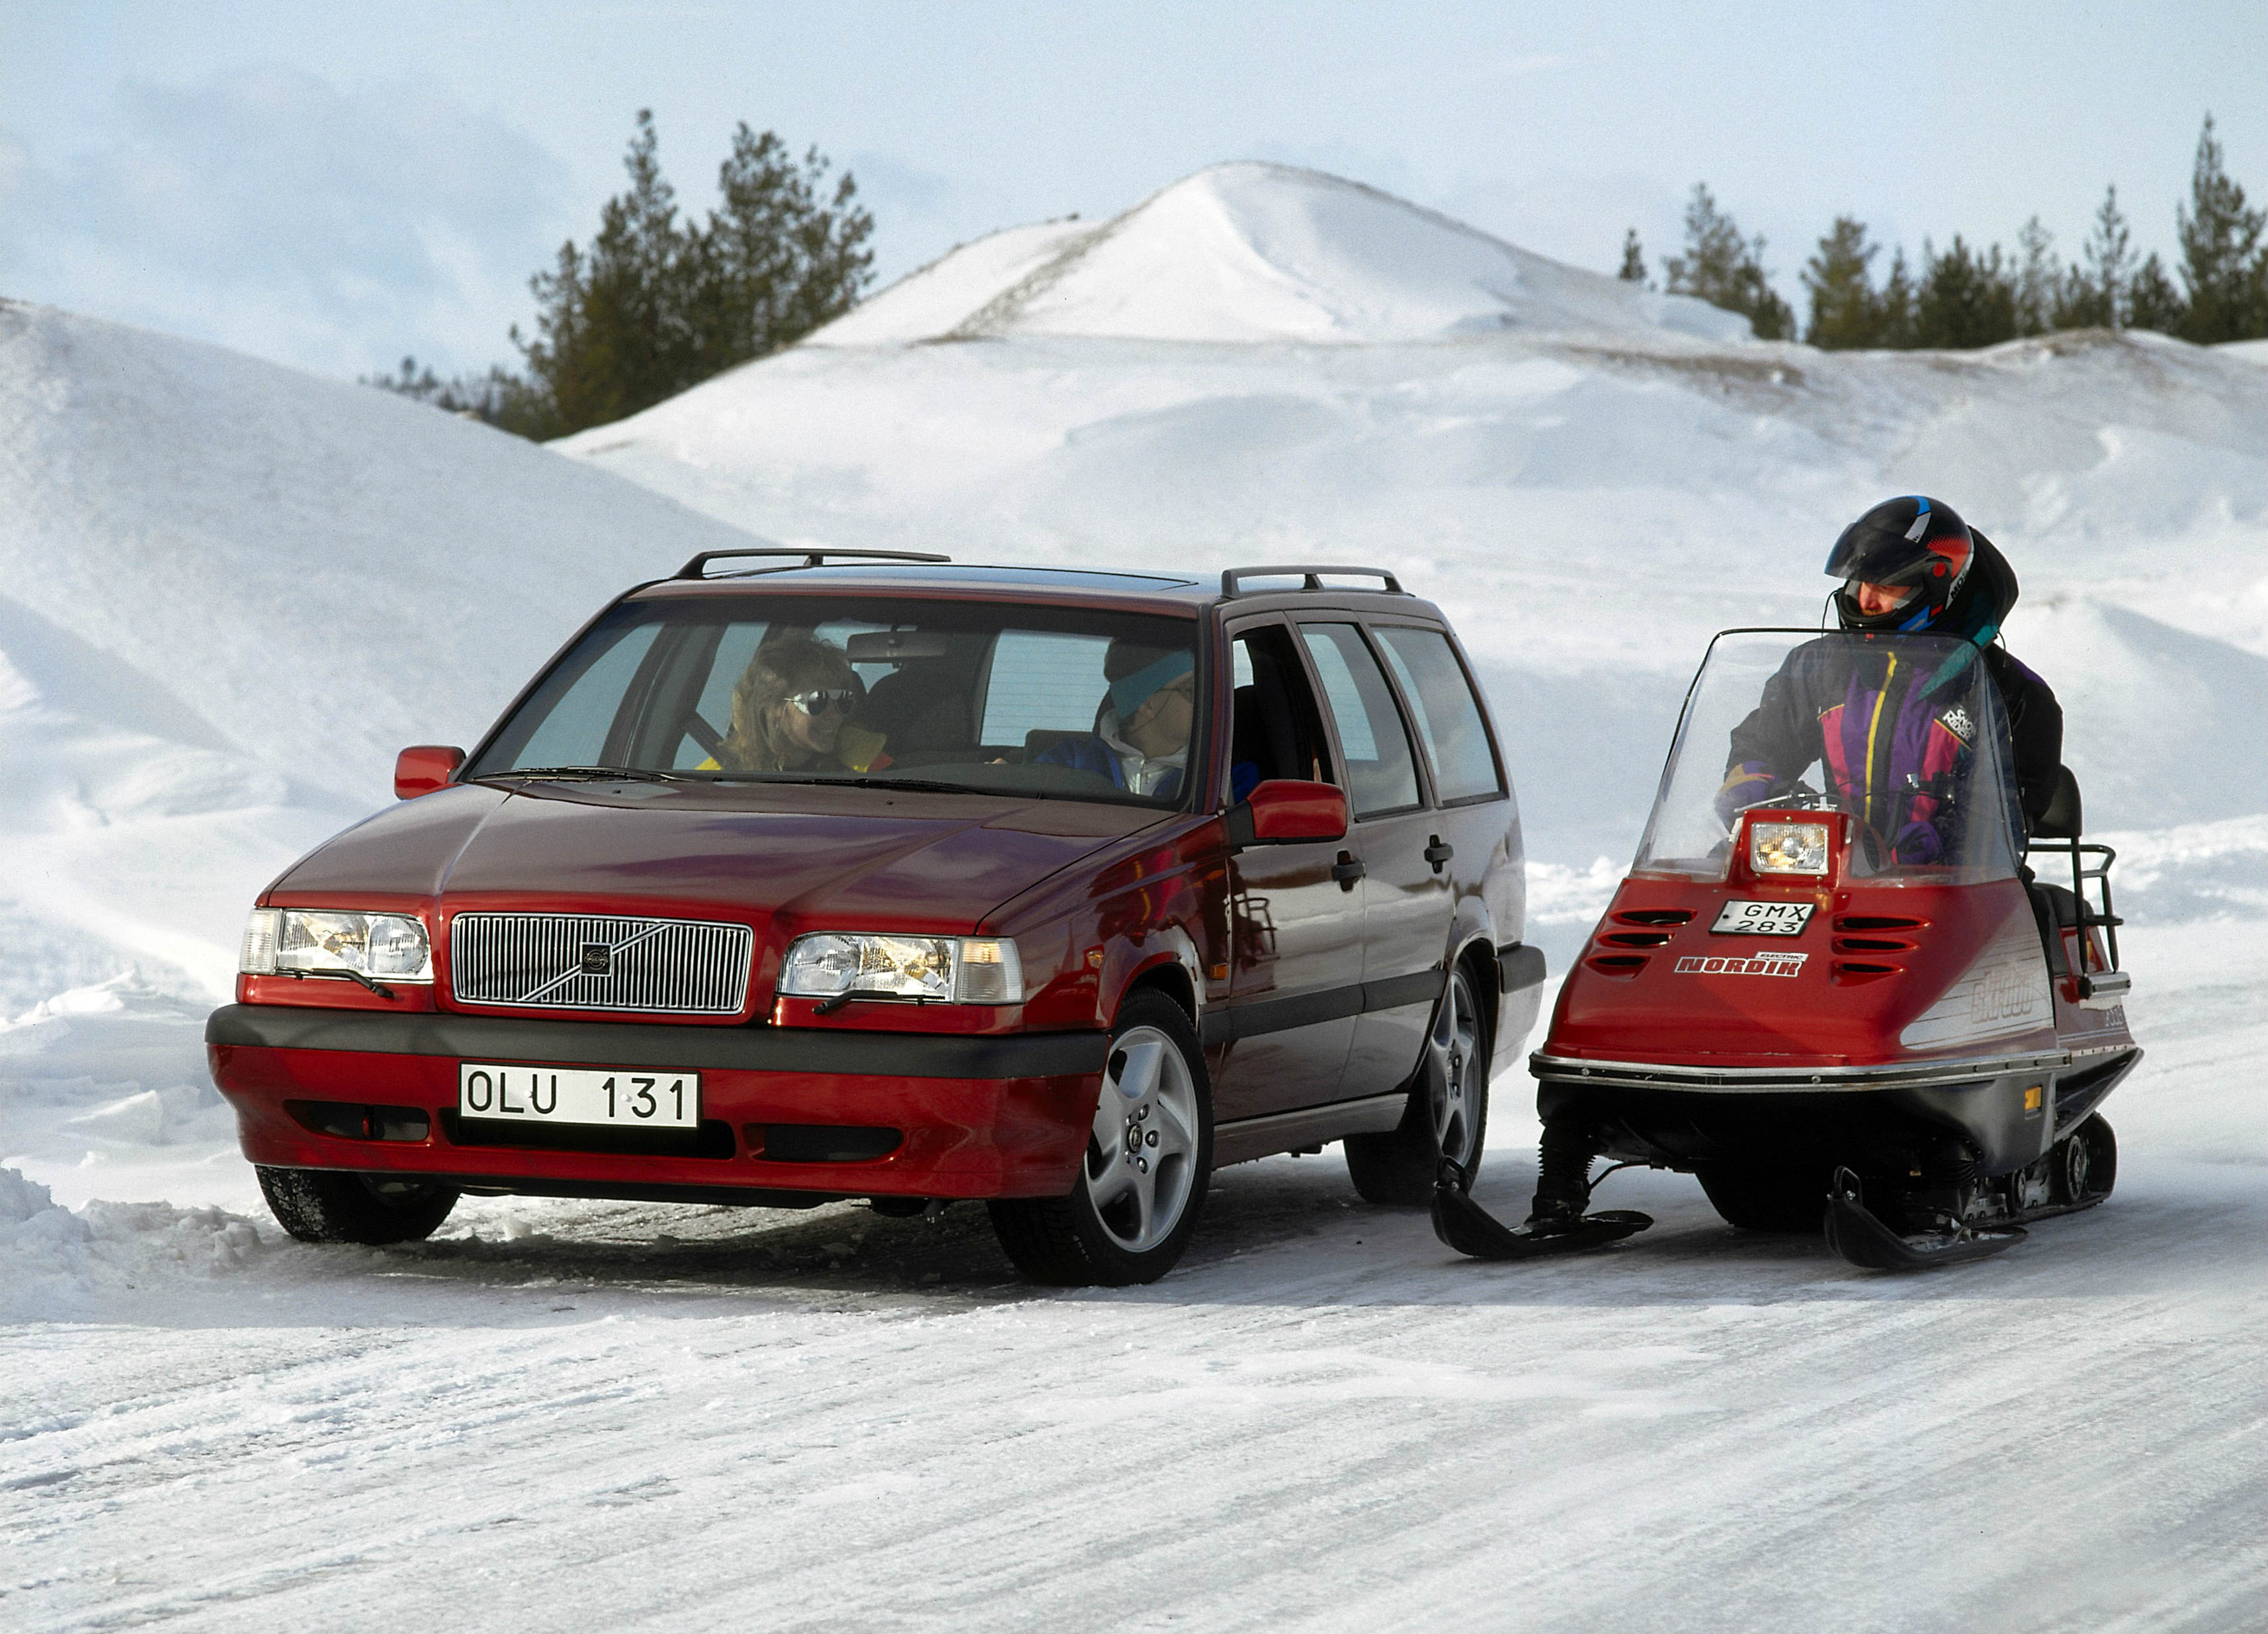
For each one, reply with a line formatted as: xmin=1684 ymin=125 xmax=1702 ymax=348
xmin=2175 ymin=114 xmax=2268 ymax=343
xmin=1802 ymin=216 xmax=1883 ymax=348
xmin=1617 ymin=228 xmax=1648 ymax=284
xmin=2062 ymin=184 xmax=2134 ymax=329
xmin=1915 ymin=236 xmax=2019 ymax=348
xmin=688 ymin=125 xmax=875 ymax=372
xmin=1661 ymin=184 xmax=1795 ymax=339
xmin=501 ymin=110 xmax=874 ymax=441
xmin=510 ymin=111 xmax=696 ymax=439
xmin=1877 ymin=249 xmax=1918 ymax=348
xmin=2013 ymin=216 xmax=2060 ymax=336
xmin=2126 ymin=251 xmax=2188 ymax=334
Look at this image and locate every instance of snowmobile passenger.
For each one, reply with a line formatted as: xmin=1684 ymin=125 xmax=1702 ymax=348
xmin=1524 ymin=495 xmax=2062 ymax=1232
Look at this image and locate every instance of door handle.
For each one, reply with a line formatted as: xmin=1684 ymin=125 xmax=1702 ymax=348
xmin=1331 ymin=852 xmax=1366 ymax=891
xmin=1424 ymin=837 xmax=1454 ymax=873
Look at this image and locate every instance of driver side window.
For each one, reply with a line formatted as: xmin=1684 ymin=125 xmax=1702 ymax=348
xmin=1228 ymin=624 xmax=1334 ymax=802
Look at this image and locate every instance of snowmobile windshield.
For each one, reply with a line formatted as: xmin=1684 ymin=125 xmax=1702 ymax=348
xmin=465 ymin=594 xmax=1201 ymax=810
xmin=1632 ymin=628 xmax=2023 ymax=885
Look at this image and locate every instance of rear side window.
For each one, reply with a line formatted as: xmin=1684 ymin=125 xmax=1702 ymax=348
xmin=1373 ymin=626 xmax=1503 ymax=803
xmin=1300 ymin=624 xmax=1421 ymax=816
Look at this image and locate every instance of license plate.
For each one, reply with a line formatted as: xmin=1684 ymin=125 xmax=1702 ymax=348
xmin=1712 ymin=900 xmax=1814 ymax=936
xmin=458 ymin=1063 xmax=700 ymax=1128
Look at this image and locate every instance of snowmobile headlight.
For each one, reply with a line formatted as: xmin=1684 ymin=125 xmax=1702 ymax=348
xmin=239 ymin=908 xmax=433 ymax=981
xmin=777 ymin=933 xmax=1024 ymax=1005
xmin=1749 ymin=821 xmax=1829 ymax=876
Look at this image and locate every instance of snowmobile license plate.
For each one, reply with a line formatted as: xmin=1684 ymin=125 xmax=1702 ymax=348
xmin=1711 ymin=900 xmax=1814 ymax=936
xmin=458 ymin=1063 xmax=700 ymax=1128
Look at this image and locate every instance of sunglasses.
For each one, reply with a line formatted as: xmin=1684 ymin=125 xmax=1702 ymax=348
xmin=790 ymin=689 xmax=859 ymax=717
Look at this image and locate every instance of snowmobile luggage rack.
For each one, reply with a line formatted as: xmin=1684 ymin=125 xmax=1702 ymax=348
xmin=2024 ymin=765 xmax=2123 ymax=971
xmin=1219 ymin=564 xmax=1406 ymax=598
xmin=676 ymin=547 xmax=952 ymax=580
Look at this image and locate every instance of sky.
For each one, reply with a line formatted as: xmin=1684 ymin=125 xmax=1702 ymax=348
xmin=3 ymin=0 xmax=2264 ymax=383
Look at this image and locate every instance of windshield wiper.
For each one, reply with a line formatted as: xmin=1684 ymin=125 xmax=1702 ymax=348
xmin=480 ymin=765 xmax=687 ymax=784
xmin=694 ymin=772 xmax=1001 ymax=797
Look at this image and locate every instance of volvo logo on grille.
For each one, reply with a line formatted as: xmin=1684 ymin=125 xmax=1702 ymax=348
xmin=578 ymin=942 xmax=612 ymax=975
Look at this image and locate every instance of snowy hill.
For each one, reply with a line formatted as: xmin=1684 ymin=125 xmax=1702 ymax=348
xmin=0 ymin=298 xmax=757 ymax=1011
xmin=557 ymin=164 xmax=2268 ymax=868
xmin=813 ymin=163 xmax=1755 ymax=345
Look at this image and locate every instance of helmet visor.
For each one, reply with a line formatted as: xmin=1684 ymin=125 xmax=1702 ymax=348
xmin=1824 ymin=518 xmax=1942 ymax=590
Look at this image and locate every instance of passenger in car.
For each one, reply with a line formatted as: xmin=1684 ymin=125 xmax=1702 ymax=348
xmin=713 ymin=633 xmax=891 ymax=774
xmin=1032 ymin=639 xmax=1195 ymax=797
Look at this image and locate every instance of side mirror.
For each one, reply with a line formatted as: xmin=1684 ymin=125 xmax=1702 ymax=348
xmin=395 ymin=745 xmax=466 ymax=799
xmin=1224 ymin=778 xmax=1348 ymax=846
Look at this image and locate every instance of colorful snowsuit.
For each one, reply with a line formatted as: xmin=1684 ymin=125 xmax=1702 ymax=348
xmin=1718 ymin=639 xmax=2060 ymax=858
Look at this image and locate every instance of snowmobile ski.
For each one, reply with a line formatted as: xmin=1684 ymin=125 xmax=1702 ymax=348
xmin=1823 ymin=1167 xmax=2026 ymax=1271
xmin=1431 ymin=1165 xmax=1652 ymax=1262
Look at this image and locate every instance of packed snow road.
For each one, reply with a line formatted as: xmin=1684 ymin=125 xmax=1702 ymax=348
xmin=7 ymin=922 xmax=2266 ymax=1634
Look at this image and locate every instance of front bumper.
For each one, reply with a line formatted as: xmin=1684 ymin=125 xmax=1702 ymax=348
xmin=206 ymin=1005 xmax=1109 ymax=1202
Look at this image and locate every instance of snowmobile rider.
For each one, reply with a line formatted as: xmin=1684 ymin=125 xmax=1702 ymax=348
xmin=1712 ymin=495 xmax=2063 ymax=850
xmin=1523 ymin=495 xmax=2062 ymax=1233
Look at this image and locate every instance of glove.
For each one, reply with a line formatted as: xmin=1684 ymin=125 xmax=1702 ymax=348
xmin=1891 ymin=821 xmax=1944 ymax=865
xmin=1713 ymin=762 xmax=1775 ymax=828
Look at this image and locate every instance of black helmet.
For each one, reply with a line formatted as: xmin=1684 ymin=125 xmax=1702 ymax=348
xmin=1827 ymin=495 xmax=1976 ymax=632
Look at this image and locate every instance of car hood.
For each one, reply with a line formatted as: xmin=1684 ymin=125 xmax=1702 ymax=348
xmin=271 ymin=780 xmax=1165 ymax=932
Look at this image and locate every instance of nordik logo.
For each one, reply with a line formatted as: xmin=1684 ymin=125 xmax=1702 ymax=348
xmin=1674 ymin=951 xmax=1808 ymax=978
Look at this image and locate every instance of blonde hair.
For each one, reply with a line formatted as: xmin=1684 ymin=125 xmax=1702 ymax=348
xmin=719 ymin=634 xmax=860 ymax=772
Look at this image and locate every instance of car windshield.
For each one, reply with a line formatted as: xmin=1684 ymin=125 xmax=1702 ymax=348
xmin=467 ymin=595 xmax=1202 ymax=809
xmin=1632 ymin=628 xmax=2023 ymax=885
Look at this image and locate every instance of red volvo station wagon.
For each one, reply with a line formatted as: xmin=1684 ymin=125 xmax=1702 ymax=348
xmin=207 ymin=552 xmax=1546 ymax=1283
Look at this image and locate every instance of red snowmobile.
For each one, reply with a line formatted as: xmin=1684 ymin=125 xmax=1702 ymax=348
xmin=1436 ymin=628 xmax=2140 ymax=1270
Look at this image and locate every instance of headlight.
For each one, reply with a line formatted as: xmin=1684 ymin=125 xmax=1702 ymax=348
xmin=778 ymin=933 xmax=1024 ymax=1005
xmin=1749 ymin=821 xmax=1829 ymax=876
xmin=239 ymin=909 xmax=434 ymax=982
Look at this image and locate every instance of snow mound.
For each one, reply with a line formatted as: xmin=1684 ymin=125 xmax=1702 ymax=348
xmin=1 ymin=1164 xmax=265 ymax=1321
xmin=810 ymin=163 xmax=1753 ymax=347
xmin=0 ymin=299 xmax=757 ymax=793
xmin=2092 ymin=813 xmax=2268 ymax=923
xmin=2003 ymin=598 xmax=2268 ymax=825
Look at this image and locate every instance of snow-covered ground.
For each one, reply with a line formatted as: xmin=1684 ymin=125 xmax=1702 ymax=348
xmin=5 ymin=162 xmax=2266 ymax=1630
xmin=8 ymin=922 xmax=2265 ymax=1632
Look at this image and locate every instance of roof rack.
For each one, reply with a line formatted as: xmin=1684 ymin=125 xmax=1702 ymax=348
xmin=675 ymin=547 xmax=952 ymax=580
xmin=1219 ymin=564 xmax=1406 ymax=598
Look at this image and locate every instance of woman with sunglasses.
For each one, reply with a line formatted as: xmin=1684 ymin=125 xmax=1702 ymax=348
xmin=716 ymin=633 xmax=889 ymax=774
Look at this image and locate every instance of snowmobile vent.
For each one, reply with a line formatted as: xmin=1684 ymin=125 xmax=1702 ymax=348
xmin=1601 ymin=930 xmax=1673 ymax=948
xmin=1831 ymin=961 xmax=1900 ymax=985
xmin=1584 ymin=954 xmax=1650 ymax=979
xmin=1614 ymin=909 xmax=1696 ymax=926
xmin=1835 ymin=915 xmax=1925 ymax=931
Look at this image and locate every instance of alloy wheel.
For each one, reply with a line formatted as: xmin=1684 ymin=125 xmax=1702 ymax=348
xmin=1427 ymin=969 xmax=1482 ymax=1170
xmin=1083 ymin=1025 xmax=1201 ymax=1253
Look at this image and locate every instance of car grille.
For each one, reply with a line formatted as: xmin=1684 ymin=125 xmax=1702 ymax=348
xmin=448 ymin=913 xmax=754 ymax=1015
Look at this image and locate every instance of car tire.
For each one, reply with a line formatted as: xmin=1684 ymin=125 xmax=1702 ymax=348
xmin=987 ymin=990 xmax=1214 ymax=1286
xmin=1345 ymin=963 xmax=1490 ymax=1206
xmin=1695 ymin=1164 xmax=1831 ymax=1233
xmin=257 ymin=1166 xmax=460 ymax=1246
